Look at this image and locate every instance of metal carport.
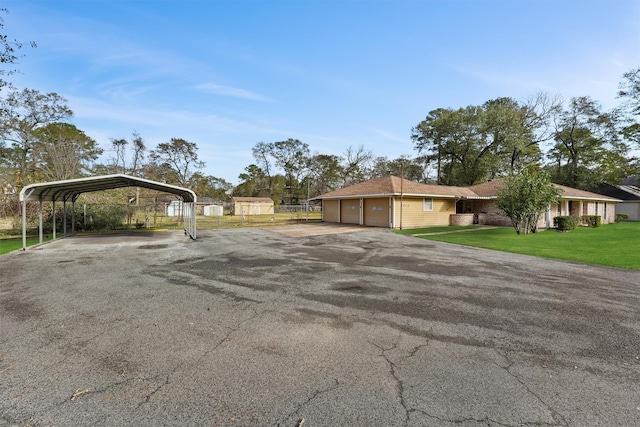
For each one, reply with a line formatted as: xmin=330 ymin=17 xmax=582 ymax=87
xmin=18 ymin=174 xmax=197 ymax=250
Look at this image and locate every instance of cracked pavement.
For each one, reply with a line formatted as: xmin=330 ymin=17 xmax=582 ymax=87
xmin=1 ymin=226 xmax=640 ymax=426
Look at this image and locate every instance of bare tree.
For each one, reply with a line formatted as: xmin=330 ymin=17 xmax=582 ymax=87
xmin=252 ymin=141 xmax=274 ymax=194
xmin=109 ymin=138 xmax=128 ymax=174
xmin=130 ymin=132 xmax=146 ymax=176
xmin=341 ymin=145 xmax=372 ymax=186
xmin=0 ymin=8 xmax=36 ymax=92
xmin=108 ymin=131 xmax=146 ymax=175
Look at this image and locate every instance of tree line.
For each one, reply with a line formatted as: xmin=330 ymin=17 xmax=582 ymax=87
xmin=1 ymin=8 xmax=639 ymax=216
xmin=237 ymin=71 xmax=640 ymax=203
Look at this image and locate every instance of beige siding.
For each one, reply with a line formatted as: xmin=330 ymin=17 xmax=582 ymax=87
xmin=602 ymin=202 xmax=617 ymax=224
xmin=340 ymin=198 xmax=360 ymax=224
xmin=363 ymin=197 xmax=390 ymax=227
xmin=323 ymin=200 xmax=340 ymax=223
xmin=393 ymin=197 xmax=455 ymax=228
xmin=233 ymin=202 xmax=274 ymax=216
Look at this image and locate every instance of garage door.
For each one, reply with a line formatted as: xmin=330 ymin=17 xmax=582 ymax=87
xmin=363 ymin=197 xmax=389 ymax=227
xmin=323 ymin=200 xmax=339 ymax=223
xmin=340 ymin=199 xmax=360 ymax=224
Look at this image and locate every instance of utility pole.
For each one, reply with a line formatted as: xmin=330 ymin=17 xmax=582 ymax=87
xmin=306 ymin=177 xmax=310 ymax=221
xmin=400 ymin=163 xmax=404 ymax=230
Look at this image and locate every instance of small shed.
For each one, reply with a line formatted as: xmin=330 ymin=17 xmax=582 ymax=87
xmin=231 ymin=197 xmax=274 ymax=216
xmin=203 ymin=205 xmax=224 ymax=216
xmin=166 ymin=200 xmax=183 ymax=217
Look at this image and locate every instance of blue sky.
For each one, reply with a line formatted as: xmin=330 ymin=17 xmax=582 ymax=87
xmin=3 ymin=0 xmax=640 ymax=184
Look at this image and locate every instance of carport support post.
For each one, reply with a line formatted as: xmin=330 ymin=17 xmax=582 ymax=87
xmin=71 ymin=200 xmax=76 ymax=234
xmin=22 ymin=198 xmax=27 ymax=250
xmin=21 ymin=188 xmax=35 ymax=251
xmin=63 ymin=200 xmax=67 ymax=235
xmin=52 ymin=200 xmax=56 ymax=240
xmin=192 ymin=202 xmax=197 ymax=239
xmin=39 ymin=199 xmax=43 ymax=244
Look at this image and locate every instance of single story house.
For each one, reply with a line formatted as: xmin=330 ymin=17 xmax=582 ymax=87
xmin=314 ymin=176 xmax=620 ymax=229
xmin=592 ymin=183 xmax=640 ymax=221
xmin=467 ymin=180 xmax=620 ymax=227
xmin=314 ymin=176 xmax=477 ymax=229
xmin=231 ymin=197 xmax=274 ymax=216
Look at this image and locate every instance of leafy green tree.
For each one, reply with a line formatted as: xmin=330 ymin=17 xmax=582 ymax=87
xmin=32 ymin=122 xmax=102 ymax=181
xmin=412 ymin=96 xmax=559 ymax=186
xmin=234 ymin=164 xmax=287 ymax=202
xmin=235 ymin=164 xmax=266 ymax=197
xmin=307 ymin=153 xmax=342 ymax=195
xmin=0 ymin=88 xmax=73 ymax=188
xmin=549 ymin=96 xmax=629 ymax=189
xmin=497 ymin=169 xmax=562 ymax=235
xmin=617 ymin=67 xmax=640 ymax=148
xmin=368 ymin=155 xmax=435 ymax=183
xmin=189 ymin=173 xmax=232 ymax=201
xmin=270 ymin=138 xmax=310 ymax=204
xmin=412 ymin=105 xmax=493 ymax=185
xmin=148 ymin=138 xmax=204 ymax=186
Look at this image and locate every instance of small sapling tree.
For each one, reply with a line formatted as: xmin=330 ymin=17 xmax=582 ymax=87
xmin=497 ymin=169 xmax=562 ymax=235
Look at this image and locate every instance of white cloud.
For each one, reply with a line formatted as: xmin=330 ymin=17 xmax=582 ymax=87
xmin=194 ymin=83 xmax=272 ymax=102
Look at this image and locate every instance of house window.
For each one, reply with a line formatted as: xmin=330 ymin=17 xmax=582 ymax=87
xmin=604 ymin=203 xmax=607 ymax=219
xmin=423 ymin=198 xmax=433 ymax=211
xmin=595 ymin=202 xmax=599 ymax=215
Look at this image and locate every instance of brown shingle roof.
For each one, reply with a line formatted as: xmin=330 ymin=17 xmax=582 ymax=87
xmin=468 ymin=179 xmax=620 ymax=202
xmin=466 ymin=180 xmax=504 ymax=197
xmin=316 ymin=176 xmax=477 ymax=199
xmin=231 ymin=197 xmax=274 ymax=203
xmin=316 ymin=176 xmax=621 ymax=202
xmin=554 ymin=184 xmax=620 ymax=201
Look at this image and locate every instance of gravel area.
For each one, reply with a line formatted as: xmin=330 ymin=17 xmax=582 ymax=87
xmin=1 ymin=226 xmax=639 ymax=426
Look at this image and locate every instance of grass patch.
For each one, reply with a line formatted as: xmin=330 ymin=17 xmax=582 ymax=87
xmin=394 ymin=225 xmax=482 ymax=235
xmin=196 ymin=212 xmax=323 ymax=229
xmin=411 ymin=222 xmax=640 ymax=270
xmin=0 ymin=235 xmax=54 ymax=255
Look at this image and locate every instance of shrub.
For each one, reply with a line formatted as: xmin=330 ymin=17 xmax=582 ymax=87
xmin=554 ymin=215 xmax=579 ymax=231
xmin=581 ymin=215 xmax=601 ymax=228
xmin=616 ymin=213 xmax=629 ymax=222
xmin=75 ymin=204 xmax=128 ymax=231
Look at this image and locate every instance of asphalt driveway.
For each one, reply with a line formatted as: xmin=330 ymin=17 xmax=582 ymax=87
xmin=1 ymin=226 xmax=639 ymax=426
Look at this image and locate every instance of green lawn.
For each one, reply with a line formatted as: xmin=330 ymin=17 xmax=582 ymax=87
xmin=397 ymin=222 xmax=640 ymax=270
xmin=394 ymin=225 xmax=482 ymax=235
xmin=0 ymin=236 xmax=54 ymax=255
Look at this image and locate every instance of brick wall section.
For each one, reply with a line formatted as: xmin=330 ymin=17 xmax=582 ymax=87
xmin=473 ymin=200 xmax=512 ymax=226
xmin=449 ymin=213 xmax=474 ymax=225
xmin=474 ymin=200 xmax=618 ymax=227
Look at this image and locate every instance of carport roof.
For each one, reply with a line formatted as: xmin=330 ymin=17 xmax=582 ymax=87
xmin=19 ymin=174 xmax=196 ymax=203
